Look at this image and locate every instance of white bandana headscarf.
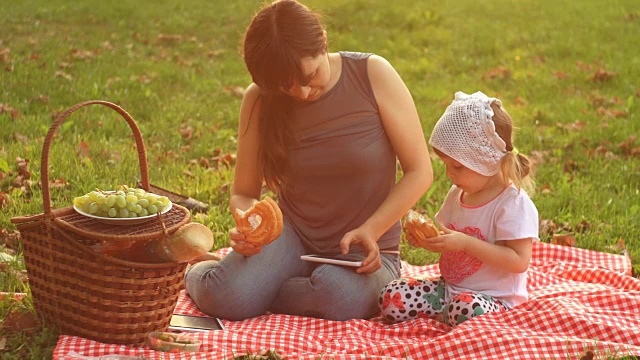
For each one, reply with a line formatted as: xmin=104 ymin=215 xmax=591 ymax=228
xmin=429 ymin=91 xmax=507 ymax=176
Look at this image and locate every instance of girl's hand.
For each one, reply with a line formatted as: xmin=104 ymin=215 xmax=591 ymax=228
xmin=339 ymin=227 xmax=381 ymax=274
xmin=420 ymin=226 xmax=470 ymax=253
xmin=229 ymin=227 xmax=262 ymax=256
xmin=405 ymin=230 xmax=425 ymax=249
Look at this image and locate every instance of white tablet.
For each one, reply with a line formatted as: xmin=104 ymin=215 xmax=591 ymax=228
xmin=168 ymin=314 xmax=225 ymax=332
xmin=300 ymin=254 xmax=363 ymax=267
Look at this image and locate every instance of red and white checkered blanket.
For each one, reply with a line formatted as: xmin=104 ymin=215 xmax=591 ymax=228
xmin=54 ymin=241 xmax=640 ymax=359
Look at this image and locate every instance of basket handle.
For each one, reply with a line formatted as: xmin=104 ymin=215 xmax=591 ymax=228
xmin=42 ymin=100 xmax=150 ymax=216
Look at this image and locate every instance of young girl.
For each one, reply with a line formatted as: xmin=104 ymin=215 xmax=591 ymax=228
xmin=378 ymin=91 xmax=539 ymax=326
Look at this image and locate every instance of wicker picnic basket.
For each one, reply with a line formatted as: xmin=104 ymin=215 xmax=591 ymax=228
xmin=10 ymin=100 xmax=191 ymax=346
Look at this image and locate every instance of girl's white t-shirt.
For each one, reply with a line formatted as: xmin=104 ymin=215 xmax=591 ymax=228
xmin=435 ymin=185 xmax=539 ymax=308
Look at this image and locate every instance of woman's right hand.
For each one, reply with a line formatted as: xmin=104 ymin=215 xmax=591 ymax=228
xmin=229 ymin=227 xmax=263 ymax=256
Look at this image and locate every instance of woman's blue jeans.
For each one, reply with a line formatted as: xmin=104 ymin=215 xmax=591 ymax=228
xmin=184 ymin=222 xmax=401 ymax=321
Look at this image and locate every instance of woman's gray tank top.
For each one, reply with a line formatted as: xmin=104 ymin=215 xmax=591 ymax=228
xmin=278 ymin=51 xmax=401 ymax=255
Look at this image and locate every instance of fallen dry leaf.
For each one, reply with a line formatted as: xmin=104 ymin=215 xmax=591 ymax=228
xmin=0 ymin=47 xmax=10 ymax=63
xmin=224 ymin=85 xmax=245 ymax=97
xmin=539 ymin=184 xmax=552 ymax=195
xmin=157 ymin=33 xmax=183 ymax=42
xmin=204 ymin=153 xmax=236 ymax=169
xmin=54 ymin=70 xmax=73 ymax=81
xmin=539 ymin=219 xmax=557 ymax=236
xmin=0 ymin=103 xmax=20 ymax=119
xmin=574 ymin=220 xmax=592 ymax=234
xmin=605 ymin=238 xmax=629 ymax=257
xmin=552 ymin=233 xmax=576 ymax=247
xmin=553 ymin=71 xmax=568 ymax=80
xmin=1 ymin=308 xmax=41 ymax=334
xmin=49 ymin=178 xmax=69 ymax=188
xmin=77 ymin=141 xmax=90 ymax=158
xmin=597 ymin=106 xmax=628 ymax=118
xmin=156 ymin=150 xmax=180 ymax=162
xmin=180 ymin=126 xmax=194 ymax=140
xmin=557 ymin=120 xmax=586 ymax=132
xmin=532 ymin=55 xmax=546 ymax=64
xmin=0 ymin=191 xmax=10 ymax=208
xmin=16 ymin=157 xmax=30 ymax=179
xmin=514 ymin=97 xmax=527 ymax=106
xmin=207 ymin=49 xmax=225 ymax=58
xmin=198 ymin=156 xmax=210 ymax=168
xmin=576 ymin=61 xmax=593 ymax=72
xmin=591 ymin=67 xmax=616 ymax=82
xmin=0 ymin=229 xmax=20 ymax=250
xmin=70 ymin=48 xmax=96 ymax=61
xmin=617 ymin=135 xmax=637 ymax=155
xmin=563 ymin=159 xmax=580 ymax=173
xmin=483 ymin=66 xmax=511 ymax=80
xmin=579 ymin=350 xmax=595 ymax=360
xmin=623 ymin=12 xmax=640 ymax=21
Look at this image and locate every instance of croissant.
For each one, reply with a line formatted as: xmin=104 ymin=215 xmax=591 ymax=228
xmin=233 ymin=196 xmax=283 ymax=246
xmin=403 ymin=210 xmax=440 ymax=247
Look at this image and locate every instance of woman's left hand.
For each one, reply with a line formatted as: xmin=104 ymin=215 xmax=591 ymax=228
xmin=339 ymin=228 xmax=381 ymax=274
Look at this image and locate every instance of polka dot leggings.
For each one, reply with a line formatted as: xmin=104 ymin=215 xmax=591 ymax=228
xmin=378 ymin=277 xmax=507 ymax=326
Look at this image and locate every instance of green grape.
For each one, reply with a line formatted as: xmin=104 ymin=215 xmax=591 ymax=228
xmin=105 ymin=195 xmax=116 ymax=207
xmin=88 ymin=191 xmax=100 ymax=201
xmin=107 ymin=208 xmax=117 ymax=218
xmin=134 ymin=204 xmax=143 ymax=214
xmin=74 ymin=196 xmax=85 ymax=206
xmin=158 ymin=196 xmax=170 ymax=207
xmin=139 ymin=209 xmax=149 ymax=217
xmin=126 ymin=194 xmax=138 ymax=204
xmin=138 ymin=199 xmax=149 ymax=208
xmin=115 ymin=195 xmax=127 ymax=208
xmin=96 ymin=194 xmax=107 ymax=204
xmin=81 ymin=202 xmax=91 ymax=213
xmin=146 ymin=194 xmax=159 ymax=204
xmin=126 ymin=202 xmax=137 ymax=211
xmin=88 ymin=202 xmax=99 ymax=214
xmin=119 ymin=208 xmax=130 ymax=218
xmin=147 ymin=204 xmax=158 ymax=214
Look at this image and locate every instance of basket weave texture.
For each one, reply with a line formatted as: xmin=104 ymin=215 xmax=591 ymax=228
xmin=11 ymin=100 xmax=190 ymax=345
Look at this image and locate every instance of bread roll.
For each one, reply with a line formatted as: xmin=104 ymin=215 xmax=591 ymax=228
xmin=233 ymin=196 xmax=283 ymax=245
xmin=165 ymin=222 xmax=215 ymax=262
xmin=404 ymin=210 xmax=440 ymax=247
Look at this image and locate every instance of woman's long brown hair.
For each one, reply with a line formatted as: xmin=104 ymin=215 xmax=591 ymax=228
xmin=242 ymin=0 xmax=326 ymax=193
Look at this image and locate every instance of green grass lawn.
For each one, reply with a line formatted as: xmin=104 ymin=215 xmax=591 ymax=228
xmin=1 ymin=0 xmax=639 ymax=358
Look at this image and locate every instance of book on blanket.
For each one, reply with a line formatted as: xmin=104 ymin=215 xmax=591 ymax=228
xmin=169 ymin=314 xmax=224 ymax=332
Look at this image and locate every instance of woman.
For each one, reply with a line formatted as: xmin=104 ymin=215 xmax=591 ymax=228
xmin=185 ymin=0 xmax=432 ymax=321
